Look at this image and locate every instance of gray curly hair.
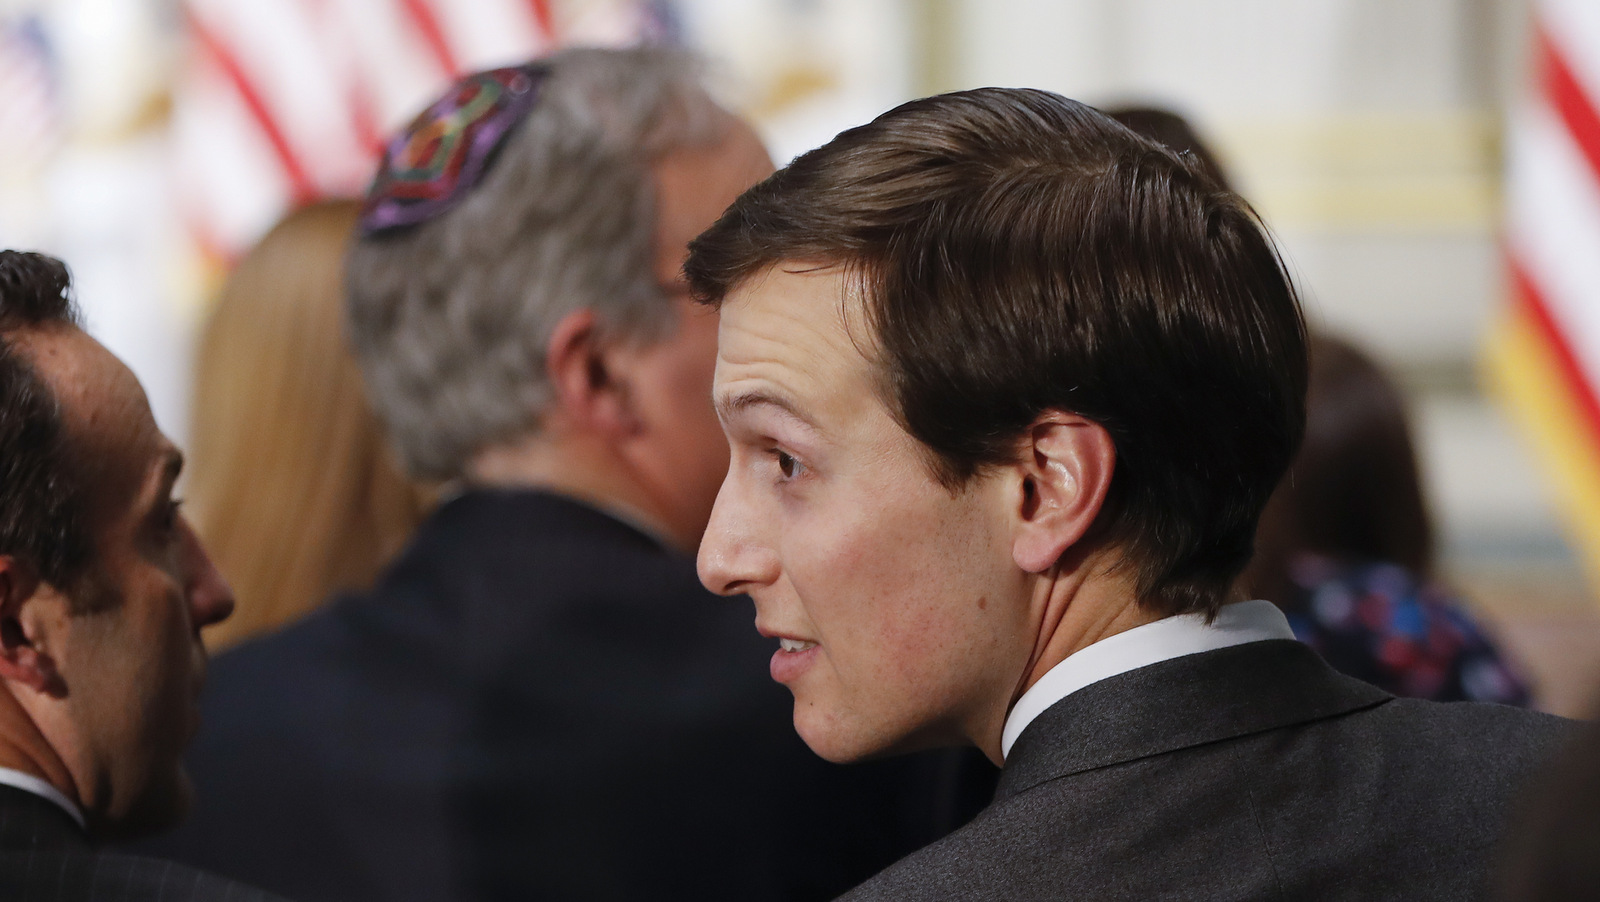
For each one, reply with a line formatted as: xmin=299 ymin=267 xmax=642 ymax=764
xmin=346 ymin=46 xmax=732 ymax=481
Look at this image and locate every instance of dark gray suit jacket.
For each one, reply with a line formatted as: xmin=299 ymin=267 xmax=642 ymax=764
xmin=0 ymin=786 xmax=287 ymax=902
xmin=842 ymin=640 xmax=1568 ymax=901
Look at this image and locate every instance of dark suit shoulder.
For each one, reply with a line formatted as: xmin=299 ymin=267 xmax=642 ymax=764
xmin=844 ymin=651 xmax=1572 ymax=901
xmin=0 ymin=850 xmax=289 ymax=902
xmin=1365 ymin=695 xmax=1568 ymax=753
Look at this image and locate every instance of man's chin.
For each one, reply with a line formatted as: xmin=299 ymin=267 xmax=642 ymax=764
xmin=793 ymin=707 xmax=888 ymax=764
xmin=794 ymin=705 xmax=959 ymax=764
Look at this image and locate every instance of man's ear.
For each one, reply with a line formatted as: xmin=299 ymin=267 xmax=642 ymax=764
xmin=544 ymin=309 xmax=639 ymax=438
xmin=0 ymin=556 xmax=64 ymax=695
xmin=1009 ymin=412 xmax=1116 ymax=574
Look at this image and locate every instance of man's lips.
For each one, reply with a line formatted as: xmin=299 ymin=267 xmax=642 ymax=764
xmin=758 ymin=624 xmax=820 ymax=683
xmin=756 ymin=622 xmax=817 ymax=648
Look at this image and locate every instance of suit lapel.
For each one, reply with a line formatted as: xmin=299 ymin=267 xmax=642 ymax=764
xmin=996 ymin=639 xmax=1390 ymax=803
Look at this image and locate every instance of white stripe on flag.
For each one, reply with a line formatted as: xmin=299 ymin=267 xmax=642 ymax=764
xmin=1506 ymin=97 xmax=1600 ymax=388
xmin=172 ymin=63 xmax=296 ymax=253
xmin=189 ymin=0 xmax=368 ymax=195
xmin=437 ymin=0 xmax=552 ymax=73
xmin=330 ymin=0 xmax=461 ymax=135
xmin=1543 ymin=0 xmax=1600 ymax=112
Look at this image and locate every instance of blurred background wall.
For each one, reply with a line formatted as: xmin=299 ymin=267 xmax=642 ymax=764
xmin=1 ymin=0 xmax=1597 ymax=711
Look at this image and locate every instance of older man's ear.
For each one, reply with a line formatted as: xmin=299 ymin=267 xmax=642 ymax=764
xmin=543 ymin=308 xmax=642 ymax=440
xmin=1007 ymin=413 xmax=1116 ymax=575
xmin=0 ymin=557 xmax=65 ymax=696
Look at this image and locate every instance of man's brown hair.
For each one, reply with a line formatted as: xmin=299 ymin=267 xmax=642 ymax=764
xmin=684 ymin=88 xmax=1307 ymax=618
xmin=0 ymin=251 xmax=90 ymax=592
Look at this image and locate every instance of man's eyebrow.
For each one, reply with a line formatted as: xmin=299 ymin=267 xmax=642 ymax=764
xmin=139 ymin=449 xmax=184 ymax=517
xmin=714 ymin=389 xmax=821 ymax=433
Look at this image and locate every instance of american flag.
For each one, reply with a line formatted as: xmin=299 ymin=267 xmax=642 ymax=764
xmin=172 ymin=0 xmax=675 ymax=260
xmin=1487 ymin=0 xmax=1600 ymax=593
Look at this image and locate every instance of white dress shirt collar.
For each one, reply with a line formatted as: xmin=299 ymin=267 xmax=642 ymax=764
xmin=1000 ymin=599 xmax=1296 ymax=760
xmin=0 ymin=765 xmax=85 ymax=830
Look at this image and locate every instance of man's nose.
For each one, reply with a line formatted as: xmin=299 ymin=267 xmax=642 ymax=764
xmin=696 ymin=478 xmax=777 ymax=597
xmin=179 ymin=517 xmax=236 ymax=629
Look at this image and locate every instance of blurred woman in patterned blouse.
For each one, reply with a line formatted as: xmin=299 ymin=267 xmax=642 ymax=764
xmin=1240 ymin=333 xmax=1530 ymax=705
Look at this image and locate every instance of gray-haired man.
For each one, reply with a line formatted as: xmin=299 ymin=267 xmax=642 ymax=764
xmin=145 ymin=47 xmax=985 ymax=902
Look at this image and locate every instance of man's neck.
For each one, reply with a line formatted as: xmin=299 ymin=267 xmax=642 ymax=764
xmin=0 ymin=684 xmax=81 ymax=815
xmin=973 ymin=556 xmax=1157 ymax=764
xmin=465 ymin=432 xmax=687 ymax=553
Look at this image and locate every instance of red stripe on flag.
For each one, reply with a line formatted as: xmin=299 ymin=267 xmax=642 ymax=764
xmin=349 ymin=76 xmax=384 ymax=159
xmin=400 ymin=0 xmax=459 ymax=77
xmin=291 ymin=0 xmax=380 ymax=156
xmin=527 ymin=0 xmax=556 ymax=40
xmin=1509 ymin=254 xmax=1600 ymax=452
xmin=1540 ymin=26 xmax=1600 ymax=189
xmin=186 ymin=7 xmax=317 ymax=204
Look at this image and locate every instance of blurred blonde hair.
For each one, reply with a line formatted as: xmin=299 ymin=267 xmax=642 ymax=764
xmin=191 ymin=200 xmax=430 ymax=650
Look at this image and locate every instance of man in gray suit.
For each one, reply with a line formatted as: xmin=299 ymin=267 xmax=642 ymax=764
xmin=686 ymin=88 xmax=1566 ymax=899
xmin=0 ymin=251 xmax=284 ymax=901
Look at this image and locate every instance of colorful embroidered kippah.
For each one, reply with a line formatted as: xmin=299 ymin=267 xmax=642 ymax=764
xmin=359 ymin=63 xmax=549 ymax=235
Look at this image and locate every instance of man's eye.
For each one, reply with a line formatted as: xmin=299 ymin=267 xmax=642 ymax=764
xmin=775 ymin=450 xmax=800 ymax=479
xmin=160 ymin=498 xmax=184 ymax=534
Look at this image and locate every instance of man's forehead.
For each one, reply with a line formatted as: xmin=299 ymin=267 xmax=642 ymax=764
xmin=714 ymin=264 xmax=881 ymax=424
xmin=12 ymin=324 xmax=98 ymax=385
xmin=723 ymin=260 xmax=877 ymax=342
xmin=22 ymin=326 xmax=137 ymax=411
xmin=13 ymin=325 xmax=173 ymax=505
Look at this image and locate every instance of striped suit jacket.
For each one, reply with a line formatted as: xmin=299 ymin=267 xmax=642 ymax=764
xmin=0 ymin=786 xmax=288 ymax=902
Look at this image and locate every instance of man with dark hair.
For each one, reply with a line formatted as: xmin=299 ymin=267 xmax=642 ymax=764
xmin=0 ymin=251 xmax=283 ymax=900
xmin=687 ymin=88 xmax=1566 ymax=899
xmin=1105 ymin=104 xmax=1235 ymax=191
xmin=151 ymin=48 xmax=985 ymax=902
